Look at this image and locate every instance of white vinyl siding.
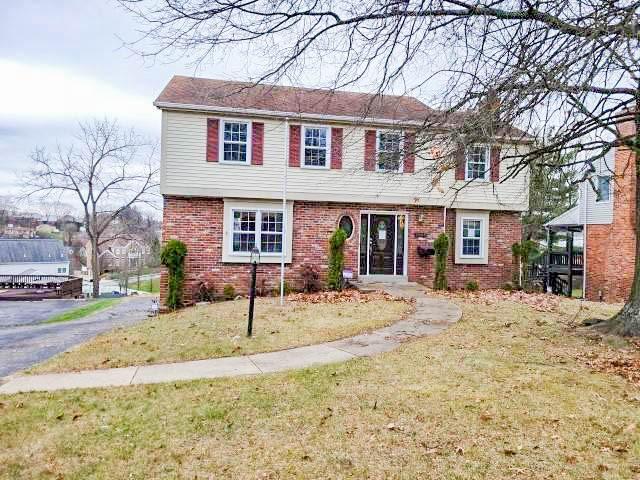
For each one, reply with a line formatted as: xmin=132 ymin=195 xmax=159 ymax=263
xmin=161 ymin=110 xmax=530 ymax=211
xmin=578 ymin=155 xmax=614 ymax=225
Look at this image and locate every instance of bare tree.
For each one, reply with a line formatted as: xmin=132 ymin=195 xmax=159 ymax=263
xmin=23 ymin=119 xmax=159 ymax=297
xmin=120 ymin=0 xmax=640 ymax=334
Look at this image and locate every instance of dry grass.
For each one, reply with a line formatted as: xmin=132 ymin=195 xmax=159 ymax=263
xmin=30 ymin=294 xmax=411 ymax=374
xmin=2 ymin=294 xmax=640 ymax=479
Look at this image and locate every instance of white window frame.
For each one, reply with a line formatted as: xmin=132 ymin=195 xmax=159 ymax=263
xmin=596 ymin=175 xmax=611 ymax=203
xmin=375 ymin=130 xmax=404 ymax=173
xmin=301 ymin=125 xmax=331 ymax=169
xmin=229 ymin=209 xmax=284 ymax=257
xmin=219 ymin=119 xmax=252 ymax=165
xmin=459 ymin=217 xmax=484 ymax=259
xmin=464 ymin=144 xmax=491 ymax=181
xmin=454 ymin=210 xmax=489 ymax=265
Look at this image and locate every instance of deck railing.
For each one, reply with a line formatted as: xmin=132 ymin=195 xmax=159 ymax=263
xmin=0 ymin=274 xmax=83 ymax=298
xmin=549 ymin=252 xmax=583 ymax=267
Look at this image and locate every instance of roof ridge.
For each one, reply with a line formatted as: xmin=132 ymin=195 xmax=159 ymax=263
xmin=170 ymin=75 xmax=429 ymax=105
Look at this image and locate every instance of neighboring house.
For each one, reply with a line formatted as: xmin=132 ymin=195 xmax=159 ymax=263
xmin=84 ymin=238 xmax=152 ymax=277
xmin=108 ymin=238 xmax=151 ymax=270
xmin=546 ymin=117 xmax=636 ymax=303
xmin=156 ymin=75 xmax=532 ymax=305
xmin=0 ymin=239 xmax=70 ymax=275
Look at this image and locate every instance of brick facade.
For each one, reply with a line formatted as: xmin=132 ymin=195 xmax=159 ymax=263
xmin=585 ymin=118 xmax=637 ymax=302
xmin=161 ymin=196 xmax=521 ymax=306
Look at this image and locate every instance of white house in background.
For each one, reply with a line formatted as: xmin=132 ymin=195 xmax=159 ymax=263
xmin=0 ymin=239 xmax=70 ymax=275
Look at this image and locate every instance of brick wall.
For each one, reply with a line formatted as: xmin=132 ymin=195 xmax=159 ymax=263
xmin=585 ymin=117 xmax=637 ymax=303
xmin=161 ymin=196 xmax=520 ymax=306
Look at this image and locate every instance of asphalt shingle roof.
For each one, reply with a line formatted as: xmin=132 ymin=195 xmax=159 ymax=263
xmin=0 ymin=239 xmax=69 ymax=264
xmin=155 ymin=76 xmax=434 ymax=123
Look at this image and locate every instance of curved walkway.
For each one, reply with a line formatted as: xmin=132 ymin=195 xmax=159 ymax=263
xmin=0 ymin=283 xmax=461 ymax=394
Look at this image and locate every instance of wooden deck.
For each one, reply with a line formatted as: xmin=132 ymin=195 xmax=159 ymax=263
xmin=0 ymin=275 xmax=83 ymax=301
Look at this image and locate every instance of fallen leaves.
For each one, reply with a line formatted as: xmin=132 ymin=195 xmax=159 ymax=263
xmin=576 ymin=346 xmax=640 ymax=387
xmin=288 ymin=290 xmax=408 ymax=305
xmin=429 ymin=289 xmax=561 ymax=312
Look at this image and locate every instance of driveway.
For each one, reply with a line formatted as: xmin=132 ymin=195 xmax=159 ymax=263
xmin=0 ymin=296 xmax=154 ymax=377
xmin=0 ymin=299 xmax=84 ymax=328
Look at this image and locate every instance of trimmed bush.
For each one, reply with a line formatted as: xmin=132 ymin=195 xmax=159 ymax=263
xmin=327 ymin=228 xmax=348 ymax=291
xmin=433 ymin=233 xmax=449 ymax=291
xmin=465 ymin=280 xmax=479 ymax=292
xmin=222 ymin=284 xmax=235 ymax=300
xmin=160 ymin=239 xmax=188 ymax=310
xmin=300 ymin=263 xmax=321 ymax=293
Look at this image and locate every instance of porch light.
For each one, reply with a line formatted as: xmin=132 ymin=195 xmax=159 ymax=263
xmin=247 ymin=247 xmax=260 ymax=336
xmin=250 ymin=247 xmax=261 ymax=265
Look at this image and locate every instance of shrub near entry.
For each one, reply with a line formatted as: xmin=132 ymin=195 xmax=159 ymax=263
xmin=328 ymin=228 xmax=348 ymax=291
xmin=161 ymin=239 xmax=188 ymax=310
xmin=433 ymin=233 xmax=449 ymax=291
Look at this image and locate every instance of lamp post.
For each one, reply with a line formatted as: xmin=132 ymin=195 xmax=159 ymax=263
xmin=247 ymin=247 xmax=260 ymax=337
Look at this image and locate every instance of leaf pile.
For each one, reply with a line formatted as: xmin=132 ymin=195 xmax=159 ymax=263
xmin=429 ymin=289 xmax=561 ymax=312
xmin=288 ymin=290 xmax=408 ymax=304
xmin=576 ymin=346 xmax=640 ymax=387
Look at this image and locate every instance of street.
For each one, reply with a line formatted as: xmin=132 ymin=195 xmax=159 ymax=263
xmin=0 ymin=296 xmax=154 ymax=377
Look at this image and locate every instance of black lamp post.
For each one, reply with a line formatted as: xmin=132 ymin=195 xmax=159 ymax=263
xmin=247 ymin=247 xmax=260 ymax=337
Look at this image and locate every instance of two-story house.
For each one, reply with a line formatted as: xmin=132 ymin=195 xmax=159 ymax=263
xmin=156 ymin=76 xmax=531 ymax=305
xmin=546 ymin=116 xmax=637 ymax=303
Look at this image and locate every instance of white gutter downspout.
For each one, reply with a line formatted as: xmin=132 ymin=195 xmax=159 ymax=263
xmin=280 ymin=118 xmax=289 ymax=306
xmin=443 ymin=207 xmax=447 ymax=233
xmin=581 ymin=182 xmax=587 ymax=300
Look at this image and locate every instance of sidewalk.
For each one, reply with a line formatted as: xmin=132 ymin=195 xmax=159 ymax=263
xmin=0 ymin=283 xmax=461 ymax=394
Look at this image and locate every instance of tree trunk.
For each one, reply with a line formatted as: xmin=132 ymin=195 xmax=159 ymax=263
xmin=91 ymin=236 xmax=100 ymax=298
xmin=610 ymin=108 xmax=640 ymax=336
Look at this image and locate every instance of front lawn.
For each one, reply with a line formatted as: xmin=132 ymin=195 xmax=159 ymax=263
xmin=131 ymin=277 xmax=160 ymax=293
xmin=2 ymin=293 xmax=639 ymax=479
xmin=30 ymin=291 xmax=411 ymax=373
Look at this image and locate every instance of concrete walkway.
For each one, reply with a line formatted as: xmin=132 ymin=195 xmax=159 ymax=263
xmin=0 ymin=283 xmax=461 ymax=394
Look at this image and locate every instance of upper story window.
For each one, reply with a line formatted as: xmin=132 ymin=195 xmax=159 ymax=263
xmin=377 ymin=131 xmax=403 ymax=172
xmin=231 ymin=209 xmax=283 ymax=254
xmin=596 ymin=175 xmax=611 ymax=202
xmin=461 ymin=218 xmax=483 ymax=257
xmin=465 ymin=145 xmax=490 ymax=180
xmin=221 ymin=120 xmax=251 ymax=164
xmin=303 ymin=126 xmax=330 ymax=168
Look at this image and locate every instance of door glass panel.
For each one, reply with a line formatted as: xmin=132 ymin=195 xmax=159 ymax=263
xmin=396 ymin=215 xmax=405 ymax=275
xmin=360 ymin=214 xmax=368 ymax=275
xmin=369 ymin=215 xmax=395 ymax=275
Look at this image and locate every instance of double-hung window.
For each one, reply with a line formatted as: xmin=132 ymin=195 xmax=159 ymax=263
xmin=303 ymin=126 xmax=330 ymax=168
xmin=596 ymin=175 xmax=611 ymax=202
xmin=221 ymin=120 xmax=251 ymax=164
xmin=377 ymin=131 xmax=403 ymax=172
xmin=465 ymin=145 xmax=489 ymax=180
xmin=231 ymin=209 xmax=283 ymax=254
xmin=461 ymin=218 xmax=482 ymax=257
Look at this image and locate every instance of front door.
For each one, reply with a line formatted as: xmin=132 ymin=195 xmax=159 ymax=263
xmin=369 ymin=214 xmax=395 ymax=275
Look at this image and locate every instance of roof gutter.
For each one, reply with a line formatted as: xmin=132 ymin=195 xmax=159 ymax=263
xmin=154 ymin=101 xmax=424 ymax=128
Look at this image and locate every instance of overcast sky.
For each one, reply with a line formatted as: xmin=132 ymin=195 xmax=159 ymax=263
xmin=0 ymin=1 xmax=246 ymax=200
